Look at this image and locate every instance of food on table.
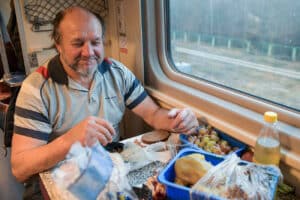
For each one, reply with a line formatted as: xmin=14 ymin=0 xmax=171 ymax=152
xmin=134 ymin=138 xmax=147 ymax=147
xmin=191 ymin=159 xmax=280 ymax=200
xmin=141 ymin=130 xmax=170 ymax=144
xmin=147 ymin=175 xmax=166 ymax=200
xmin=132 ymin=185 xmax=153 ymax=200
xmin=174 ymin=153 xmax=212 ymax=187
xmin=188 ymin=125 xmax=238 ymax=155
xmin=241 ymin=149 xmax=254 ymax=162
xmin=277 ymin=183 xmax=296 ymax=200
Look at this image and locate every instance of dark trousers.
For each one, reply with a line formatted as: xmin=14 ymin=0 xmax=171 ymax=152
xmin=23 ymin=176 xmax=43 ymax=200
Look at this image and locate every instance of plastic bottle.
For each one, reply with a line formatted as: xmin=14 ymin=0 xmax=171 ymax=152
xmin=253 ymin=111 xmax=280 ymax=166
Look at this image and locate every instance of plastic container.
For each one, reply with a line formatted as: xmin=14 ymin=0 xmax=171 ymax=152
xmin=157 ymin=148 xmax=224 ymax=200
xmin=180 ymin=129 xmax=247 ymax=157
xmin=158 ymin=148 xmax=280 ymax=200
xmin=253 ymin=111 xmax=280 ymax=166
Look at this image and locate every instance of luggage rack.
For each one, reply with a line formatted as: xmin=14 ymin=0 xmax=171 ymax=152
xmin=24 ymin=0 xmax=109 ymax=32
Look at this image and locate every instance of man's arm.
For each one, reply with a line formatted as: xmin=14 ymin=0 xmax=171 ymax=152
xmin=11 ymin=133 xmax=71 ymax=182
xmin=132 ymin=96 xmax=199 ymax=134
xmin=11 ymin=116 xmax=115 ymax=182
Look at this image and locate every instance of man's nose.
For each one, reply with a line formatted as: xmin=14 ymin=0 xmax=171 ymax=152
xmin=81 ymin=43 xmax=94 ymax=57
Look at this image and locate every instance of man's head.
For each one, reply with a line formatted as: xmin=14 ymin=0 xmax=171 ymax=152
xmin=51 ymin=6 xmax=105 ymax=78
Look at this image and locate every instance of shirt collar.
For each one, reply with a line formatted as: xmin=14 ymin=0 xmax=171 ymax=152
xmin=48 ymin=55 xmax=112 ymax=85
xmin=98 ymin=57 xmax=112 ymax=74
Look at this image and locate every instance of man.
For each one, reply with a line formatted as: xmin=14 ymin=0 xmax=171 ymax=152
xmin=11 ymin=6 xmax=198 ymax=183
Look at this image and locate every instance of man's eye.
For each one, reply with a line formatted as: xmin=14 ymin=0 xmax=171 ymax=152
xmin=72 ymin=43 xmax=83 ymax=47
xmin=92 ymin=40 xmax=102 ymax=46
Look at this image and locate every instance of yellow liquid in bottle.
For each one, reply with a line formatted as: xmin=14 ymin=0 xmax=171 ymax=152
xmin=253 ymin=137 xmax=280 ymax=166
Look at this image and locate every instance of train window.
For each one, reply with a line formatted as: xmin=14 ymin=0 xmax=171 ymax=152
xmin=142 ymin=0 xmax=300 ymax=190
xmin=168 ymin=0 xmax=300 ymax=112
xmin=143 ymin=0 xmax=299 ymax=153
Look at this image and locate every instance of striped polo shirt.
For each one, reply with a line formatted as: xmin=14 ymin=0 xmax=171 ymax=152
xmin=14 ymin=55 xmax=147 ymax=142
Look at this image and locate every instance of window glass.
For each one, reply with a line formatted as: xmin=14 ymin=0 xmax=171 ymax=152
xmin=169 ymin=0 xmax=300 ymax=111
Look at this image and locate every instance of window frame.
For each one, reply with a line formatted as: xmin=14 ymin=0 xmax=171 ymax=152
xmin=142 ymin=0 xmax=300 ymax=171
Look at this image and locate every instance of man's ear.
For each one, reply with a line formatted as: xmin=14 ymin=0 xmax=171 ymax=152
xmin=55 ymin=43 xmax=62 ymax=54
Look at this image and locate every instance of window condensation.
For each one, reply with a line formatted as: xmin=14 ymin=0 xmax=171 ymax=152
xmin=169 ymin=0 xmax=300 ymax=111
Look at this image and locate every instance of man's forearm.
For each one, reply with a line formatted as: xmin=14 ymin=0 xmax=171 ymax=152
xmin=132 ymin=97 xmax=175 ymax=131
xmin=145 ymin=106 xmax=199 ymax=134
xmin=149 ymin=107 xmax=174 ymax=131
xmin=11 ymin=135 xmax=71 ymax=182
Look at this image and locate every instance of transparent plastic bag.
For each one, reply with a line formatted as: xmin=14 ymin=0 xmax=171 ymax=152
xmin=145 ymin=141 xmax=173 ymax=163
xmin=120 ymin=142 xmax=154 ymax=171
xmin=51 ymin=141 xmax=138 ymax=200
xmin=190 ymin=154 xmax=282 ymax=200
xmin=100 ymin=153 xmax=138 ymax=200
xmin=120 ymin=139 xmax=182 ymax=172
xmin=165 ymin=133 xmax=190 ymax=159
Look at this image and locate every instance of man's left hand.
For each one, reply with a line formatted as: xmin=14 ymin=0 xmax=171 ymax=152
xmin=168 ymin=108 xmax=199 ymax=135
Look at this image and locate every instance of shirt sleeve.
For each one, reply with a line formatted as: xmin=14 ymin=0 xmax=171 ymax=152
xmin=13 ymin=72 xmax=52 ymax=141
xmin=111 ymin=60 xmax=148 ymax=110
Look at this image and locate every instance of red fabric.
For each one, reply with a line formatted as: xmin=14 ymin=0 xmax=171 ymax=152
xmin=104 ymin=57 xmax=112 ymax=64
xmin=36 ymin=66 xmax=49 ymax=79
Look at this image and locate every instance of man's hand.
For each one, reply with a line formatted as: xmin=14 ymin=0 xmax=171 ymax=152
xmin=168 ymin=108 xmax=199 ymax=135
xmin=131 ymin=96 xmax=199 ymax=135
xmin=66 ymin=116 xmax=116 ymax=146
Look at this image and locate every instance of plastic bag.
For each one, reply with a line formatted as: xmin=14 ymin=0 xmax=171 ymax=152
xmin=145 ymin=141 xmax=172 ymax=163
xmin=51 ymin=141 xmax=138 ymax=200
xmin=99 ymin=152 xmax=138 ymax=200
xmin=190 ymin=154 xmax=282 ymax=200
xmin=165 ymin=133 xmax=190 ymax=158
xmin=120 ymin=142 xmax=155 ymax=171
xmin=120 ymin=141 xmax=177 ymax=172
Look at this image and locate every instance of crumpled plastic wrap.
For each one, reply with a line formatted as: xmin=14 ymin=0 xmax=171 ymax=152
xmin=190 ymin=154 xmax=282 ymax=200
xmin=99 ymin=152 xmax=138 ymax=200
xmin=120 ymin=142 xmax=171 ymax=172
xmin=51 ymin=141 xmax=137 ymax=200
xmin=120 ymin=142 xmax=154 ymax=172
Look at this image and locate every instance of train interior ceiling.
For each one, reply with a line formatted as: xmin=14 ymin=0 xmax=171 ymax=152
xmin=0 ymin=0 xmax=299 ymax=199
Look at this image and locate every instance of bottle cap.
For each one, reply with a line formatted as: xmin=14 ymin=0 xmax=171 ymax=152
xmin=264 ymin=111 xmax=278 ymax=123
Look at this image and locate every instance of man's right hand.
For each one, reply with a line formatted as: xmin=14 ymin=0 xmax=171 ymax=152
xmin=66 ymin=116 xmax=116 ymax=146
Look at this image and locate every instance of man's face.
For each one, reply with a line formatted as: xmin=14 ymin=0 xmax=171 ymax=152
xmin=56 ymin=10 xmax=104 ymax=77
